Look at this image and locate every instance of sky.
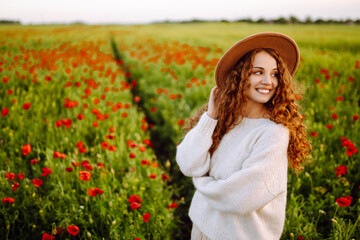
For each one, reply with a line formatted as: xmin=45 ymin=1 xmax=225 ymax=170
xmin=1 ymin=0 xmax=360 ymax=25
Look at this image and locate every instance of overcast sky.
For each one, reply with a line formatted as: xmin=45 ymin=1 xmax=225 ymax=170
xmin=1 ymin=0 xmax=359 ymax=24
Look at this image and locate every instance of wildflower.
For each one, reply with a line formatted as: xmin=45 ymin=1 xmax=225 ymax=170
xmin=32 ymin=178 xmax=43 ymax=187
xmin=143 ymin=213 xmax=151 ymax=222
xmin=12 ymin=182 xmax=20 ymax=191
xmin=5 ymin=173 xmax=15 ymax=181
xmin=128 ymin=195 xmax=142 ymax=203
xmin=1 ymin=107 xmax=9 ymax=117
xmin=66 ymin=167 xmax=73 ymax=172
xmin=41 ymin=167 xmax=52 ymax=177
xmin=53 ymin=151 xmax=66 ymax=159
xmin=336 ymin=96 xmax=343 ymax=102
xmin=332 ymin=113 xmax=338 ymax=119
xmin=2 ymin=197 xmax=15 ymax=204
xmin=341 ymin=137 xmax=358 ymax=157
xmin=88 ymin=187 xmax=104 ymax=197
xmin=42 ymin=233 xmax=55 ymax=240
xmin=167 ymin=202 xmax=178 ymax=210
xmin=335 ymin=165 xmax=347 ymax=177
xmin=77 ymin=113 xmax=85 ymax=120
xmin=130 ymin=202 xmax=141 ymax=210
xmin=108 ymin=145 xmax=117 ymax=152
xmin=326 ymin=124 xmax=333 ymax=130
xmin=129 ymin=153 xmax=136 ymax=159
xmin=139 ymin=146 xmax=146 ymax=152
xmin=16 ymin=173 xmax=24 ymax=180
xmin=79 ymin=171 xmax=92 ymax=181
xmin=101 ymin=141 xmax=109 ymax=149
xmin=22 ymin=144 xmax=32 ymax=156
xmin=148 ymin=174 xmax=157 ymax=179
xmin=30 ymin=159 xmax=39 ymax=164
xmin=310 ymin=131 xmax=318 ymax=138
xmin=141 ymin=159 xmax=150 ymax=166
xmin=81 ymin=160 xmax=94 ymax=171
xmin=67 ymin=225 xmax=79 ymax=236
xmin=177 ymin=119 xmax=185 ymax=126
xmin=353 ymin=114 xmax=359 ymax=121
xmin=161 ymin=174 xmax=170 ymax=182
xmin=336 ymin=195 xmax=353 ymax=207
xmin=23 ymin=102 xmax=31 ymax=110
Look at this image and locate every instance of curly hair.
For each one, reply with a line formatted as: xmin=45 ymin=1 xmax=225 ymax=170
xmin=183 ymin=48 xmax=312 ymax=173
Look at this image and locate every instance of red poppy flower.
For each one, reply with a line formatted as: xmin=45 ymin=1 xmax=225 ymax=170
xmin=141 ymin=159 xmax=150 ymax=166
xmin=101 ymin=141 xmax=109 ymax=149
xmin=167 ymin=202 xmax=178 ymax=210
xmin=139 ymin=146 xmax=146 ymax=152
xmin=332 ymin=113 xmax=338 ymax=119
xmin=130 ymin=202 xmax=141 ymax=210
xmin=66 ymin=167 xmax=73 ymax=172
xmin=2 ymin=76 xmax=8 ymax=83
xmin=148 ymin=174 xmax=157 ymax=179
xmin=93 ymin=121 xmax=99 ymax=127
xmin=353 ymin=114 xmax=359 ymax=121
xmin=143 ymin=213 xmax=151 ymax=222
xmin=23 ymin=102 xmax=31 ymax=110
xmin=16 ymin=173 xmax=24 ymax=180
xmin=161 ymin=174 xmax=170 ymax=182
xmin=5 ymin=172 xmax=15 ymax=180
xmin=81 ymin=160 xmax=94 ymax=171
xmin=88 ymin=187 xmax=104 ymax=197
xmin=336 ymin=96 xmax=343 ymax=102
xmin=108 ymin=145 xmax=117 ymax=152
xmin=41 ymin=167 xmax=52 ymax=177
xmin=67 ymin=225 xmax=79 ymax=236
xmin=30 ymin=159 xmax=39 ymax=164
xmin=129 ymin=153 xmax=136 ymax=159
xmin=53 ymin=151 xmax=66 ymax=159
xmin=32 ymin=178 xmax=43 ymax=187
xmin=7 ymin=89 xmax=13 ymax=95
xmin=77 ymin=113 xmax=85 ymax=120
xmin=79 ymin=171 xmax=92 ymax=181
xmin=22 ymin=144 xmax=32 ymax=156
xmin=177 ymin=119 xmax=185 ymax=126
xmin=335 ymin=165 xmax=347 ymax=177
xmin=2 ymin=197 xmax=15 ymax=204
xmin=1 ymin=107 xmax=9 ymax=117
xmin=97 ymin=163 xmax=105 ymax=169
xmin=122 ymin=112 xmax=128 ymax=118
xmin=42 ymin=232 xmax=55 ymax=240
xmin=134 ymin=96 xmax=141 ymax=102
xmin=326 ymin=124 xmax=333 ymax=130
xmin=310 ymin=131 xmax=318 ymax=138
xmin=336 ymin=195 xmax=353 ymax=207
xmin=12 ymin=182 xmax=20 ymax=191
xmin=128 ymin=195 xmax=142 ymax=203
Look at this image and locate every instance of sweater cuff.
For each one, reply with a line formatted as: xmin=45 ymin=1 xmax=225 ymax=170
xmin=195 ymin=112 xmax=218 ymax=136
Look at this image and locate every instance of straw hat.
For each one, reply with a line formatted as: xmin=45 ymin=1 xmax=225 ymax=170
xmin=215 ymin=32 xmax=300 ymax=87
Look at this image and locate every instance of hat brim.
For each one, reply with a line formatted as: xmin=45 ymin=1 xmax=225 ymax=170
xmin=215 ymin=32 xmax=300 ymax=86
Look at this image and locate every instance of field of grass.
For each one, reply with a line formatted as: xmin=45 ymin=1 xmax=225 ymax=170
xmin=0 ymin=23 xmax=359 ymax=239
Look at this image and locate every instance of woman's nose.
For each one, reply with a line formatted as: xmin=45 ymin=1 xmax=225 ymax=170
xmin=261 ymin=74 xmax=272 ymax=85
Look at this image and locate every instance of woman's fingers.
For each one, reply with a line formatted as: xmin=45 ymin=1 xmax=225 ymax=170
xmin=208 ymin=86 xmax=220 ymax=119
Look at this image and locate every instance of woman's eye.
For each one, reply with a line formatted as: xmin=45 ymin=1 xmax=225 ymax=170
xmin=253 ymin=71 xmax=262 ymax=75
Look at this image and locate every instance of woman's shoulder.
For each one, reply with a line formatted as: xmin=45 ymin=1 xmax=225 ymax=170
xmin=256 ymin=119 xmax=290 ymax=142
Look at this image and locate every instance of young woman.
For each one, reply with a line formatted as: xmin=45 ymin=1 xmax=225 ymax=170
xmin=176 ymin=32 xmax=312 ymax=240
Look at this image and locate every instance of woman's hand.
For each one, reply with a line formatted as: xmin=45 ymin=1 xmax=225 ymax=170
xmin=207 ymin=86 xmax=220 ymax=119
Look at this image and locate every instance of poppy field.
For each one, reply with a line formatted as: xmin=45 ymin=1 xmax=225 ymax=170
xmin=1 ymin=23 xmax=360 ymax=239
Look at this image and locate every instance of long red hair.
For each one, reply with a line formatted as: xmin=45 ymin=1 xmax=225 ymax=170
xmin=183 ymin=48 xmax=311 ymax=172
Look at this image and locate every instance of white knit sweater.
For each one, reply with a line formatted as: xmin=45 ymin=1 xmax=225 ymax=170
xmin=176 ymin=112 xmax=290 ymax=240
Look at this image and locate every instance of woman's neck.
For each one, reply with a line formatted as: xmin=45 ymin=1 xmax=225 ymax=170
xmin=242 ymin=103 xmax=269 ymax=119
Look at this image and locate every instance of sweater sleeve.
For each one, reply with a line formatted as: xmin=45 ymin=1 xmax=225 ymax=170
xmin=176 ymin=112 xmax=218 ymax=177
xmin=192 ymin=124 xmax=289 ymax=215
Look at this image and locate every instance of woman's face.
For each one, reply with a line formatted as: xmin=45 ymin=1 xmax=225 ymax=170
xmin=246 ymin=51 xmax=279 ymax=107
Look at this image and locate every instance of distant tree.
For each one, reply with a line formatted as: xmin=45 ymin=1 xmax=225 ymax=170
xmin=274 ymin=17 xmax=288 ymax=24
xmin=0 ymin=19 xmax=21 ymax=24
xmin=314 ymin=18 xmax=326 ymax=24
xmin=289 ymin=15 xmax=301 ymax=24
xmin=305 ymin=16 xmax=313 ymax=24
xmin=256 ymin=18 xmax=267 ymax=24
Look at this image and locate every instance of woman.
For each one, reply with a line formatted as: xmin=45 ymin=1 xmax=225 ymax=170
xmin=176 ymin=32 xmax=312 ymax=240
